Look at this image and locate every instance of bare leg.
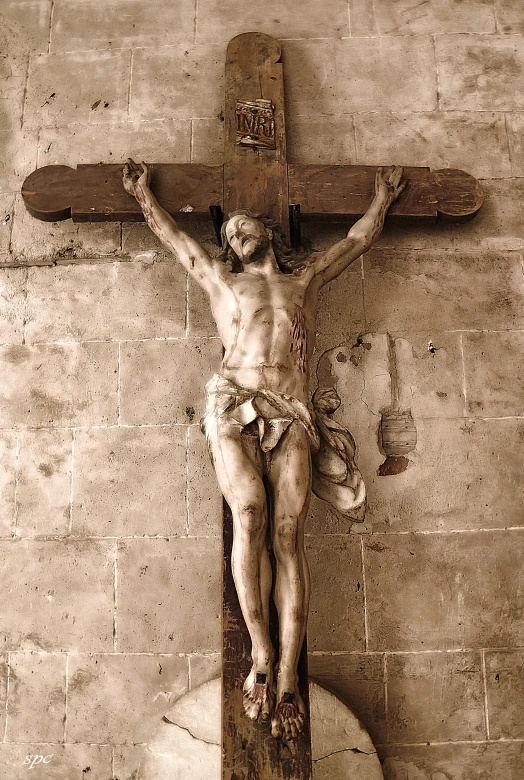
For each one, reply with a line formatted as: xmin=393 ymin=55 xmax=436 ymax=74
xmin=266 ymin=423 xmax=312 ymax=740
xmin=207 ymin=423 xmax=275 ymax=720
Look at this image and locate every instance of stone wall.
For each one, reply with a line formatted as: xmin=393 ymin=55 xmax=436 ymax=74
xmin=1 ymin=1 xmax=523 ymax=778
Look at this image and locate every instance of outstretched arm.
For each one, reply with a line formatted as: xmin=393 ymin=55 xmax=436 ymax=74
xmin=311 ymin=166 xmax=406 ymax=288
xmin=123 ymin=159 xmax=216 ymax=290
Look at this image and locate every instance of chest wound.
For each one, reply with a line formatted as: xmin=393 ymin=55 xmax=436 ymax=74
xmin=290 ymin=306 xmax=308 ymax=373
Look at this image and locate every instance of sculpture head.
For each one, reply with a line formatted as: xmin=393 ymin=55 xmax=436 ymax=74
xmin=219 ymin=209 xmax=297 ymax=273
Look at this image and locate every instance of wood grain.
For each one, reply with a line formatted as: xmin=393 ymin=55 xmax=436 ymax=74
xmin=22 ymin=163 xmax=223 ymax=223
xmin=289 ymin=165 xmax=484 ymax=221
xmin=223 ymin=499 xmax=312 ymax=780
xmin=223 ymin=32 xmax=290 ymax=236
xmin=22 ymin=163 xmax=483 ymax=225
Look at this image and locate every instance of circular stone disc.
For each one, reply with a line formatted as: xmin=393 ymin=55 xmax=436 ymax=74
xmin=139 ymin=678 xmax=384 ymax=780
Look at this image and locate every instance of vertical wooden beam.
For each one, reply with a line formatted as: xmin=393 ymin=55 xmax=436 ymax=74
xmin=223 ymin=32 xmax=290 ymax=237
xmin=221 ymin=31 xmax=312 ymax=780
xmin=223 ymin=501 xmax=312 ymax=780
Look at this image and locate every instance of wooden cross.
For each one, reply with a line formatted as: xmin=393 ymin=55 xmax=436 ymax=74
xmin=21 ymin=32 xmax=484 ymax=780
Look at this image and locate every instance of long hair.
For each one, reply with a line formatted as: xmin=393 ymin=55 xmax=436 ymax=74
xmin=219 ymin=209 xmax=303 ymax=274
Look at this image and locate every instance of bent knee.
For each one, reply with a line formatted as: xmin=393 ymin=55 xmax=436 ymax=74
xmin=273 ymin=520 xmax=300 ymax=557
xmin=234 ymin=500 xmax=267 ymax=537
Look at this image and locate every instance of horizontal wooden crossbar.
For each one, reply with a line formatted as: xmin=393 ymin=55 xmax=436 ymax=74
xmin=22 ymin=162 xmax=483 ymax=225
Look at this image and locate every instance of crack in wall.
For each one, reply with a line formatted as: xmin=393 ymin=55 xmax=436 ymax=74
xmin=313 ymin=745 xmax=377 ymax=762
xmin=160 ymin=716 xmax=219 ymax=748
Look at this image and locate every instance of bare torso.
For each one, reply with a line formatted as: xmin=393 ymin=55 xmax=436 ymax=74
xmin=122 ymin=159 xmax=405 ymax=739
xmin=210 ymin=263 xmax=317 ymax=402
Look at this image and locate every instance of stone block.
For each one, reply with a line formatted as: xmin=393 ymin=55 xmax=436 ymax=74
xmin=187 ymin=426 xmax=221 ymax=537
xmin=130 ymin=45 xmax=223 ymax=122
xmin=116 ymin=538 xmax=221 ymax=652
xmin=306 ymin=536 xmax=365 ymax=652
xmin=349 ymin=0 xmax=495 ymax=35
xmin=6 ymin=653 xmax=66 ymax=742
xmin=334 ymin=37 xmax=437 ymax=113
xmin=72 ymin=426 xmax=187 ymax=538
xmin=453 ymin=179 xmax=524 ymax=250
xmin=10 ymin=194 xmax=121 ymax=263
xmin=120 ymin=338 xmax=222 ymax=426
xmin=373 ymin=219 xmax=455 ymax=252
xmin=464 ymin=331 xmax=524 ymax=417
xmin=196 ymin=0 xmax=349 ymax=42
xmin=363 ymin=250 xmax=524 ymax=332
xmin=315 ymin=260 xmax=365 ymax=355
xmin=354 ymin=111 xmax=511 ymax=180
xmin=51 ymin=0 xmax=195 ymax=52
xmin=0 ymin=656 xmax=6 ymax=737
xmin=364 ymin=531 xmax=524 ymax=651
xmin=365 ymin=419 xmax=524 ymax=533
xmin=0 ymin=432 xmax=16 ymax=538
xmin=0 ymin=342 xmax=118 ymax=428
xmin=16 ymin=429 xmax=72 ymax=538
xmin=386 ymin=651 xmax=485 ymax=743
xmin=188 ymin=276 xmax=217 ymax=338
xmin=380 ymin=742 xmax=524 ymax=780
xmin=0 ymin=539 xmax=114 ymax=651
xmin=0 ymin=131 xmax=38 ymax=194
xmin=123 ymin=222 xmax=217 ymax=259
xmin=66 ymin=653 xmax=188 ymax=743
xmin=191 ymin=117 xmax=224 ymax=164
xmin=0 ymin=194 xmax=14 ymax=262
xmin=0 ymin=56 xmax=28 ymax=131
xmin=507 ymin=114 xmax=524 ymax=176
xmin=189 ymin=654 xmax=221 ymax=689
xmin=281 ymin=40 xmax=338 ymax=117
xmin=24 ymin=50 xmax=131 ymax=129
xmin=0 ymin=2 xmax=52 ymax=57
xmin=122 ymin=224 xmax=168 ymax=255
xmin=287 ymin=114 xmax=357 ymax=166
xmin=485 ymin=649 xmax=524 ymax=739
xmin=113 ymin=747 xmax=148 ymax=780
xmin=308 ymin=652 xmax=386 ymax=745
xmin=393 ymin=332 xmax=465 ymax=418
xmin=0 ymin=744 xmax=112 ymax=779
xmin=0 ymin=267 xmax=25 ymax=344
xmin=495 ymin=0 xmax=524 ymax=34
xmin=38 ymin=120 xmax=191 ymax=167
xmin=25 ymin=261 xmax=186 ymax=342
xmin=316 ymin=333 xmax=391 ymax=418
xmin=307 ymin=494 xmax=365 ymax=536
xmin=437 ymin=34 xmax=524 ymax=111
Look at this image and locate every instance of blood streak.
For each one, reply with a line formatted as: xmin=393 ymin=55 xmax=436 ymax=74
xmin=290 ymin=306 xmax=307 ymax=372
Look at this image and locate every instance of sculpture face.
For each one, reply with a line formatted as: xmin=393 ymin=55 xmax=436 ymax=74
xmin=225 ymin=214 xmax=272 ymax=263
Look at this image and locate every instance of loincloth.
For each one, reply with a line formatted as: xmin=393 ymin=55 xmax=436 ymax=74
xmin=201 ymin=374 xmax=366 ymax=522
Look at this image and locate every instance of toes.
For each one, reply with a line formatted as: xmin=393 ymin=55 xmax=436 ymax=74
xmin=243 ymin=700 xmax=259 ymax=720
xmin=260 ymin=696 xmax=272 ymax=722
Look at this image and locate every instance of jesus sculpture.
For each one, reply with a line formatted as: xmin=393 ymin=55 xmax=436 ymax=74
xmin=123 ymin=160 xmax=405 ymax=741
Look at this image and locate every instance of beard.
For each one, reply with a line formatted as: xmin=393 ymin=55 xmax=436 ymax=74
xmin=239 ymin=234 xmax=271 ymax=264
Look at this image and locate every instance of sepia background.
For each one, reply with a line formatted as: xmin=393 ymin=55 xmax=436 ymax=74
xmin=1 ymin=0 xmax=524 ymax=777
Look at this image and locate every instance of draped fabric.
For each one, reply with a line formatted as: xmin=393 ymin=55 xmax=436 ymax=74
xmin=201 ymin=374 xmax=366 ymax=522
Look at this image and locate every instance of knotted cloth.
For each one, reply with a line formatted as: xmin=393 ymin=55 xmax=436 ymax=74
xmin=201 ymin=374 xmax=366 ymax=522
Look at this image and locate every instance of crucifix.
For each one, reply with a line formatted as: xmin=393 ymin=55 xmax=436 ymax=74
xmin=22 ymin=32 xmax=483 ymax=780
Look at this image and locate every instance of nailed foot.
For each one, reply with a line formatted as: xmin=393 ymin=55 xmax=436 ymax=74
xmin=271 ymin=689 xmax=306 ymax=741
xmin=243 ymin=670 xmax=275 ymax=722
